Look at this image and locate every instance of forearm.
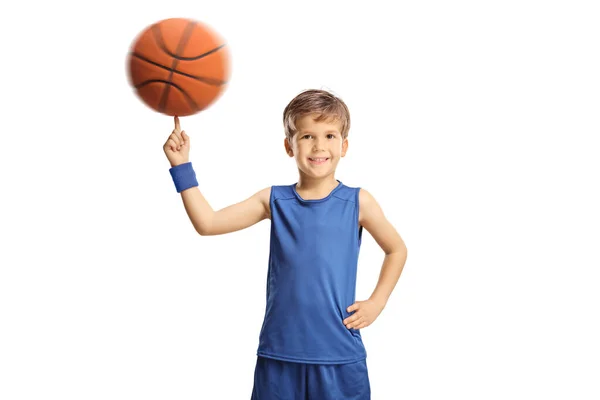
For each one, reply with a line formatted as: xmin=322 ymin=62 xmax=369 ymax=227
xmin=369 ymin=247 xmax=408 ymax=308
xmin=180 ymin=186 xmax=215 ymax=235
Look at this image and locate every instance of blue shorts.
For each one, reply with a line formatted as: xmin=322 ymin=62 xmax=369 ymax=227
xmin=251 ymin=356 xmax=371 ymax=400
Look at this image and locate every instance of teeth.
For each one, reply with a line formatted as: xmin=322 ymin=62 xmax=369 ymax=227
xmin=310 ymin=158 xmax=328 ymax=161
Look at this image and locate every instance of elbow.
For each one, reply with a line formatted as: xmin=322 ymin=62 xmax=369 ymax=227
xmin=387 ymin=244 xmax=407 ymax=257
xmin=193 ymin=214 xmax=215 ymax=236
xmin=197 ymin=226 xmax=211 ymax=236
xmin=195 ymin=222 xmax=211 ymax=236
xmin=400 ymin=244 xmax=407 ymax=256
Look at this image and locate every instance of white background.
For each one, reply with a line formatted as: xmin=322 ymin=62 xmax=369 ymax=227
xmin=1 ymin=0 xmax=599 ymax=398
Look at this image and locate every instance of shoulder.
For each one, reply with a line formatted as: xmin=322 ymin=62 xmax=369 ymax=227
xmin=268 ymin=184 xmax=297 ymax=202
xmin=357 ymin=188 xmax=379 ymax=225
xmin=358 ymin=188 xmax=376 ymax=207
xmin=358 ymin=188 xmax=406 ymax=253
xmin=252 ymin=187 xmax=272 ymax=219
xmin=258 ymin=184 xmax=298 ymax=218
xmin=255 ymin=186 xmax=272 ymax=200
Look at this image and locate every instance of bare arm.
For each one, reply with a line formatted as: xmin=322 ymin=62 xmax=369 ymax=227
xmin=358 ymin=188 xmax=407 ymax=307
xmin=180 ymin=186 xmax=271 ymax=236
xmin=343 ymin=188 xmax=407 ymax=331
xmin=163 ymin=116 xmax=271 ymax=236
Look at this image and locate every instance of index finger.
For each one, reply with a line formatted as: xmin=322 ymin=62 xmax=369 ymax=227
xmin=174 ymin=116 xmax=180 ymax=131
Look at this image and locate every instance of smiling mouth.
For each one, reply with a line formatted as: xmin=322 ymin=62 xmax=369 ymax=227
xmin=308 ymin=157 xmax=329 ymax=165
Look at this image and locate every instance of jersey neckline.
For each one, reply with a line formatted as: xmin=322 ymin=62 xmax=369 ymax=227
xmin=292 ymin=180 xmax=343 ymax=203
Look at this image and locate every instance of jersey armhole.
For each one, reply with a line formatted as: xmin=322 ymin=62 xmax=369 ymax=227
xmin=268 ymin=185 xmax=276 ymax=219
xmin=356 ymin=187 xmax=363 ymax=244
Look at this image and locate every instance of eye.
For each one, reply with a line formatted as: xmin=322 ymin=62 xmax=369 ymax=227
xmin=302 ymin=134 xmax=312 ymax=139
xmin=327 ymin=134 xmax=336 ymax=139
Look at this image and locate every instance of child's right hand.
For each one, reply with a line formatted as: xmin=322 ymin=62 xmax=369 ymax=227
xmin=163 ymin=116 xmax=190 ymax=167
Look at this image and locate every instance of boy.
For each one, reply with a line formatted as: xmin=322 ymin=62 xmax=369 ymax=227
xmin=164 ymin=89 xmax=407 ymax=399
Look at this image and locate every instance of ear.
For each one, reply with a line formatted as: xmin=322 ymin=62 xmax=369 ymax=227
xmin=341 ymin=137 xmax=349 ymax=157
xmin=284 ymin=137 xmax=294 ymax=157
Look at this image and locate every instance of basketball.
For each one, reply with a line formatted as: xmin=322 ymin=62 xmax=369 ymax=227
xmin=127 ymin=18 xmax=230 ymax=116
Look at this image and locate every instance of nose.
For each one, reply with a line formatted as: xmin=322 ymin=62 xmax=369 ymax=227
xmin=312 ymin=139 xmax=325 ymax=151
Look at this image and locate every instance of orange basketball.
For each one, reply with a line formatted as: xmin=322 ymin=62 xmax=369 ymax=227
xmin=127 ymin=18 xmax=230 ymax=116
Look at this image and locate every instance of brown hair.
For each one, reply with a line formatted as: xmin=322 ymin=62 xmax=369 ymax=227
xmin=283 ymin=89 xmax=351 ymax=143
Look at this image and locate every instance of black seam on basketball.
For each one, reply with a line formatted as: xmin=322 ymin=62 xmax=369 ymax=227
xmin=174 ymin=44 xmax=227 ymax=61
xmin=135 ymin=79 xmax=199 ymax=111
xmin=155 ymin=21 xmax=197 ymax=113
xmin=131 ymin=52 xmax=228 ymax=86
xmin=151 ymin=24 xmax=170 ymax=113
xmin=178 ymin=24 xmax=199 ymax=113
xmin=152 ymin=24 xmax=227 ymax=61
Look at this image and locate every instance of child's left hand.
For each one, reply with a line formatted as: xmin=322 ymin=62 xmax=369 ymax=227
xmin=343 ymin=299 xmax=385 ymax=330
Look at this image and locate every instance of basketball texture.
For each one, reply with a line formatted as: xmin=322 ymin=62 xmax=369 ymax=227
xmin=127 ymin=18 xmax=230 ymax=116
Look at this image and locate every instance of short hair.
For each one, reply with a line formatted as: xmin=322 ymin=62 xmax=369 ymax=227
xmin=283 ymin=89 xmax=351 ymax=143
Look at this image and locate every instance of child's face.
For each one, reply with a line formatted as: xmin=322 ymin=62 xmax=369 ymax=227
xmin=284 ymin=113 xmax=348 ymax=178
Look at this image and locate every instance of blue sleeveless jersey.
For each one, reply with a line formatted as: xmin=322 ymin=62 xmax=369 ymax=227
xmin=256 ymin=180 xmax=367 ymax=364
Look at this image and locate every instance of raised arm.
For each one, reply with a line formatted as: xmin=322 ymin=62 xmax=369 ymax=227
xmin=163 ymin=116 xmax=271 ymax=236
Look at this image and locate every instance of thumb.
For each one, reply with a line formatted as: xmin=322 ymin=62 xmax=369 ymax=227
xmin=181 ymin=130 xmax=189 ymax=144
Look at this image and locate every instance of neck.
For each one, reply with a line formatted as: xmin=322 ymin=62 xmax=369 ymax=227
xmin=295 ymin=172 xmax=339 ymax=193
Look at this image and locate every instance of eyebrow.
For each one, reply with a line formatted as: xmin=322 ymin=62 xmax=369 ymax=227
xmin=300 ymin=130 xmax=339 ymax=134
